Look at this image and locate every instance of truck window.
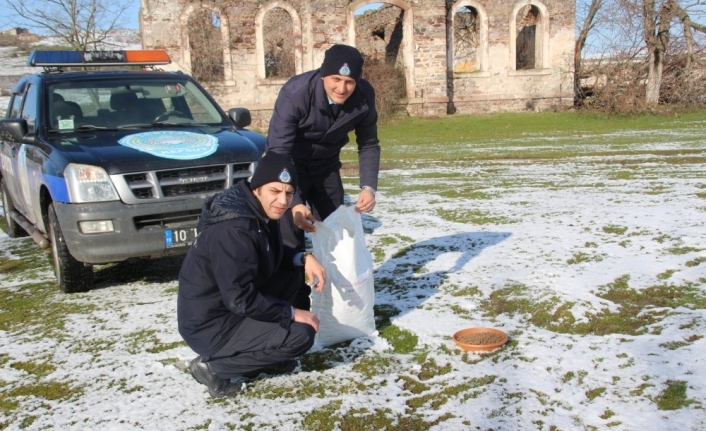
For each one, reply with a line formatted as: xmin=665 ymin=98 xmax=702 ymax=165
xmin=9 ymin=92 xmax=24 ymax=118
xmin=21 ymin=84 xmax=39 ymax=133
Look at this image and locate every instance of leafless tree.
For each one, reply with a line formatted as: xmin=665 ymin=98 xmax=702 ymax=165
xmin=575 ymin=0 xmax=605 ymax=105
xmin=453 ymin=6 xmax=479 ymax=73
xmin=641 ymin=0 xmax=706 ymax=105
xmin=5 ymin=0 xmax=131 ymax=51
xmin=188 ymin=8 xmax=224 ymax=82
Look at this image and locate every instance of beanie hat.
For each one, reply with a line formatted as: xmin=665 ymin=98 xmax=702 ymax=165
xmin=320 ymin=44 xmax=364 ymax=81
xmin=249 ymin=152 xmax=298 ymax=191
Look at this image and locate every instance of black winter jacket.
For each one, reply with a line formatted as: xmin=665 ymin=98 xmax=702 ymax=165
xmin=177 ymin=180 xmax=298 ymax=357
xmin=266 ymin=69 xmax=380 ymax=206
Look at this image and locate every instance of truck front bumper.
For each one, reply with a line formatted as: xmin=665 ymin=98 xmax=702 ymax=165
xmin=53 ymin=197 xmax=208 ymax=264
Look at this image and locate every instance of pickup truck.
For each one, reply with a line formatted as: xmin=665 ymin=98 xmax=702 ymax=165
xmin=0 ymin=50 xmax=265 ymax=292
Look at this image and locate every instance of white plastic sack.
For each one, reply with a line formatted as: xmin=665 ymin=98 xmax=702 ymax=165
xmin=310 ymin=205 xmax=376 ymax=348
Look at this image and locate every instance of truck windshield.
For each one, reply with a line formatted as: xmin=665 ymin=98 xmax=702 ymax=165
xmin=47 ymin=78 xmax=228 ymax=131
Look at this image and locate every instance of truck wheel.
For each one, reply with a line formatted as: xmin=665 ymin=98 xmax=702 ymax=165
xmin=47 ymin=203 xmax=93 ymax=293
xmin=1 ymin=178 xmax=28 ymax=238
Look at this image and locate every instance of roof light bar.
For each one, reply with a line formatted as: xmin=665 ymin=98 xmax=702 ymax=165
xmin=28 ymin=50 xmax=171 ymax=67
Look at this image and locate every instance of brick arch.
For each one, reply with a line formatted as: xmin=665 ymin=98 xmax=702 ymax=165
xmin=509 ymin=0 xmax=550 ymax=71
xmin=448 ymin=0 xmax=489 ymax=73
xmin=347 ymin=0 xmax=415 ymax=100
xmin=255 ymin=2 xmax=303 ymax=79
xmin=179 ymin=2 xmax=232 ymax=82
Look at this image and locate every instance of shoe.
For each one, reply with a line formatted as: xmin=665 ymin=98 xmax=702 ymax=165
xmin=242 ymin=359 xmax=300 ymax=378
xmin=188 ymin=356 xmax=244 ymax=398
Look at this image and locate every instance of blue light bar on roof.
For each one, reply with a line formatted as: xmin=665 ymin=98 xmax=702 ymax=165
xmin=28 ymin=50 xmax=171 ymax=67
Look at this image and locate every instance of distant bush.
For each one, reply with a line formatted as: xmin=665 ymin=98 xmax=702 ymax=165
xmin=361 ymin=57 xmax=406 ymax=121
xmin=0 ymin=34 xmax=17 ymax=47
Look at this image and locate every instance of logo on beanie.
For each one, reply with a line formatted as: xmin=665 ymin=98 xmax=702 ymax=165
xmin=339 ymin=63 xmax=351 ymax=76
xmin=279 ymin=169 xmax=292 ymax=184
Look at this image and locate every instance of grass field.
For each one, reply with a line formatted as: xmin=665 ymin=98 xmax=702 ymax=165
xmin=1 ymin=110 xmax=705 ymax=430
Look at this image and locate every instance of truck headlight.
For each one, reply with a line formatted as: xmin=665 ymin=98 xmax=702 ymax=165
xmin=65 ymin=164 xmax=120 ymax=203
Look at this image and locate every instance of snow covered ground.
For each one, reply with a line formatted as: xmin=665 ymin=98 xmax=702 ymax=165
xmin=1 ymin=123 xmax=705 ymax=430
xmin=1 ymin=29 xmax=705 ymax=431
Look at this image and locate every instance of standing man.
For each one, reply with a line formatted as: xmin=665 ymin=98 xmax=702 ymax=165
xmin=178 ymin=152 xmax=326 ymax=398
xmin=266 ymin=44 xmax=380 ymax=250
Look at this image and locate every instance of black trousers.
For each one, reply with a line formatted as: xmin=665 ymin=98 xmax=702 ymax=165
xmin=206 ymin=266 xmax=315 ymax=379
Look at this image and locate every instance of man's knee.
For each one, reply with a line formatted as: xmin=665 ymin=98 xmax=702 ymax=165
xmin=287 ymin=322 xmax=316 ymax=356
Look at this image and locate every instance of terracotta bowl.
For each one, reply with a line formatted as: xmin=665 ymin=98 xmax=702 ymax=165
xmin=453 ymin=327 xmax=508 ymax=352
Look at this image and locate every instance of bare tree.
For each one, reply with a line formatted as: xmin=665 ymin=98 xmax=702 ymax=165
xmin=641 ymin=0 xmax=706 ymax=105
xmin=5 ymin=0 xmax=131 ymax=51
xmin=575 ymin=0 xmax=605 ymax=105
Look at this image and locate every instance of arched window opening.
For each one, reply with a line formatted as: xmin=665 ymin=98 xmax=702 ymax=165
xmin=516 ymin=5 xmax=541 ymax=70
xmin=355 ymin=4 xmax=404 ymax=67
xmin=353 ymin=3 xmax=407 ymax=118
xmin=453 ymin=6 xmax=479 ymax=73
xmin=188 ymin=9 xmax=224 ymax=82
xmin=263 ymin=8 xmax=295 ymax=78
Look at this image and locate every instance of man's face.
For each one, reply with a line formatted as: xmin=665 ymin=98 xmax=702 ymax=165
xmin=322 ymin=74 xmax=357 ymax=104
xmin=253 ymin=182 xmax=294 ymax=220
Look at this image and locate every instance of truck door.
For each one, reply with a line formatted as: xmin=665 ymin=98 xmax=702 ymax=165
xmin=0 ymin=91 xmax=27 ymax=215
xmin=15 ymin=83 xmax=44 ymax=227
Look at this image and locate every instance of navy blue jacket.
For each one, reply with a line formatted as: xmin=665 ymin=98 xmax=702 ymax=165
xmin=266 ymin=69 xmax=380 ymax=206
xmin=177 ymin=180 xmax=298 ymax=357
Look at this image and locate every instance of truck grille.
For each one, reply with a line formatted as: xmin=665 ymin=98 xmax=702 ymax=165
xmin=112 ymin=162 xmax=254 ymax=204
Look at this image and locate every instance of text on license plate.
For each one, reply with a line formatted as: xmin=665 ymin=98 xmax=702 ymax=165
xmin=164 ymin=227 xmax=197 ymax=248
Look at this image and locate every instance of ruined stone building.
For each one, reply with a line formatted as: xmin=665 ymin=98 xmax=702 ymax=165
xmin=139 ymin=0 xmax=575 ymax=129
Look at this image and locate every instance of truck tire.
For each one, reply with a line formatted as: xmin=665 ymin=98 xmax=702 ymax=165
xmin=1 ymin=178 xmax=29 ymax=238
xmin=48 ymin=203 xmax=93 ymax=293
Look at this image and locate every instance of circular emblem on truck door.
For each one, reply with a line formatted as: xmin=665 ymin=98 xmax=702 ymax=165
xmin=118 ymin=131 xmax=219 ymax=160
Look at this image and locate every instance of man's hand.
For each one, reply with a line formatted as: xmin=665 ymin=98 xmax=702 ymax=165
xmin=293 ymin=309 xmax=320 ymax=332
xmin=293 ymin=203 xmax=316 ymax=232
xmin=304 ymin=253 xmax=326 ymax=292
xmin=355 ymin=188 xmax=376 ymax=213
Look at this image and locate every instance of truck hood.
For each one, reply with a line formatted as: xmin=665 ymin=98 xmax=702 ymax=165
xmin=46 ymin=127 xmax=265 ymax=174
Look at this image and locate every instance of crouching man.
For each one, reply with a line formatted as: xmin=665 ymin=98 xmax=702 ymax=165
xmin=177 ymin=152 xmax=326 ymax=398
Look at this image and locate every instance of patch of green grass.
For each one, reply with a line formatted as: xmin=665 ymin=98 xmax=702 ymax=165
xmin=655 ymin=380 xmax=695 ymax=410
xmin=0 ymin=282 xmax=97 ymax=338
xmin=0 ymin=242 xmax=51 ymax=279
xmin=567 ymin=251 xmax=603 ymax=265
xmin=685 ymin=256 xmax=706 ymax=267
xmin=609 ymin=170 xmax=633 ymax=180
xmin=657 ymin=269 xmax=676 ymax=280
xmin=602 ymin=225 xmax=628 ymax=235
xmin=667 ymin=246 xmax=701 ymax=255
xmin=481 ymin=276 xmax=706 ymax=336
xmin=437 ymin=208 xmax=516 ymax=225
xmin=448 ymin=285 xmax=482 ymax=297
xmin=586 ymin=387 xmax=607 ymax=401
xmin=10 ymin=359 xmax=56 ymax=378
xmin=301 ymin=401 xmax=453 ymax=431
xmin=379 ymin=324 xmax=418 ymax=354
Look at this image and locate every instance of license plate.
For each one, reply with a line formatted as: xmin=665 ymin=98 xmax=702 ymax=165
xmin=163 ymin=227 xmax=197 ymax=248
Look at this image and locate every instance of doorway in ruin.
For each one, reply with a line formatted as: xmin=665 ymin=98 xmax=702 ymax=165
xmin=263 ymin=7 xmax=295 ymax=78
xmin=186 ymin=8 xmax=225 ymax=82
xmin=350 ymin=1 xmax=414 ymax=116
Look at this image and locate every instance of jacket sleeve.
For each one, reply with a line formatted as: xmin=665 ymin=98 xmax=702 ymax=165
xmin=355 ymin=82 xmax=381 ymax=190
xmin=209 ymin=223 xmax=293 ymax=329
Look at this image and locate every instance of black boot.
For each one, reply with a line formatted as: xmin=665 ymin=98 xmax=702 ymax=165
xmin=242 ymin=359 xmax=300 ymax=378
xmin=188 ymin=356 xmax=244 ymax=398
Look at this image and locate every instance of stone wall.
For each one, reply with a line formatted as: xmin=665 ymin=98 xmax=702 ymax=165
xmin=139 ymin=0 xmax=575 ymax=130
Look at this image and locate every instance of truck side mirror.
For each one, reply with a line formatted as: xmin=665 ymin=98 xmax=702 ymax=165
xmin=228 ymin=108 xmax=252 ymax=129
xmin=0 ymin=119 xmax=34 ymax=144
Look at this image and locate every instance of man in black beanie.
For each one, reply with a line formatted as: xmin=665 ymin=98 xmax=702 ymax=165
xmin=177 ymin=152 xmax=326 ymax=398
xmin=265 ymin=43 xmax=380 ymax=253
